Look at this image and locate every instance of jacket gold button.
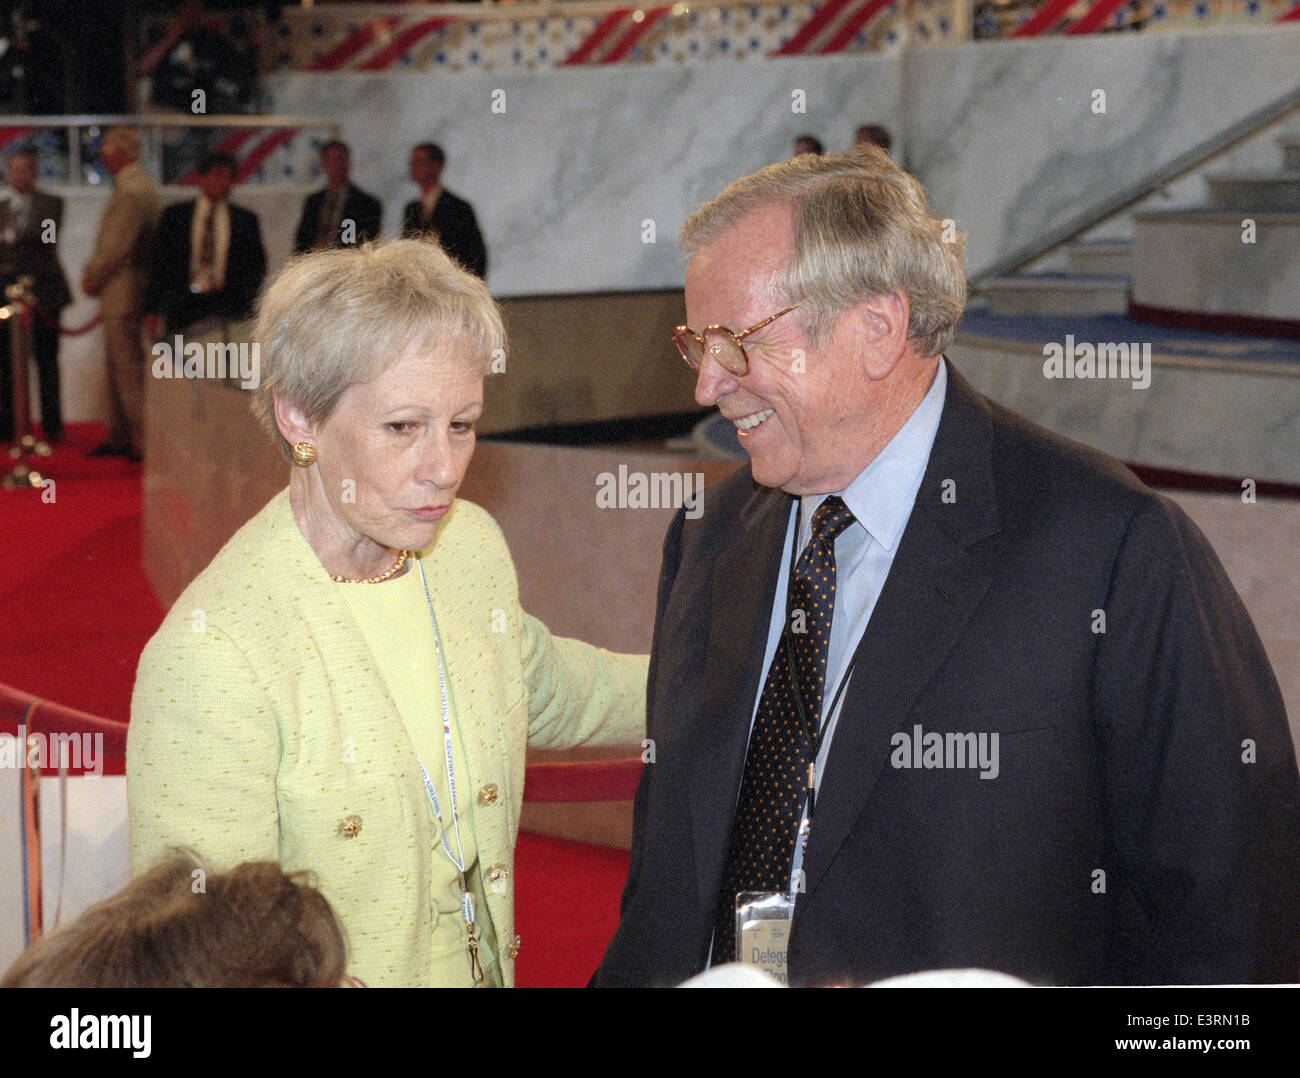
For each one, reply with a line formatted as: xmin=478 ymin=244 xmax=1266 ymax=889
xmin=477 ymin=783 xmax=499 ymax=806
xmin=506 ymin=934 xmax=521 ymax=959
xmin=487 ymin=863 xmax=509 ymax=893
xmin=337 ymin=814 xmax=362 ymax=839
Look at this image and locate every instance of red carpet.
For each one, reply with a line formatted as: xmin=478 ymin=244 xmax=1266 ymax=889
xmin=513 ymin=833 xmax=629 ymax=987
xmin=0 ymin=424 xmax=165 ymax=747
xmin=0 ymin=424 xmax=630 ymax=987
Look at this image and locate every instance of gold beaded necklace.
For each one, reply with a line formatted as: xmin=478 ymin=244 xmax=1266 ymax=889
xmin=329 ymin=548 xmax=409 ymax=584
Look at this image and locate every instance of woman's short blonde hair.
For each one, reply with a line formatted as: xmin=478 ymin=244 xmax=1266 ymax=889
xmin=679 ymin=145 xmax=966 ymax=357
xmin=251 ymin=238 xmax=506 ymax=459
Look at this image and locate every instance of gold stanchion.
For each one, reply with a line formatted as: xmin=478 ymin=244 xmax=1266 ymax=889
xmin=3 ymin=277 xmax=51 ymax=490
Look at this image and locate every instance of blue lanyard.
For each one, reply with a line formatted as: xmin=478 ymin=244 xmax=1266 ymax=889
xmin=415 ymin=556 xmax=484 ymax=984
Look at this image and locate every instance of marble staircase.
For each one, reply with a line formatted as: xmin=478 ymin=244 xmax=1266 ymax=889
xmin=952 ymin=132 xmax=1300 ymax=489
xmin=1062 ymin=239 xmax=1132 ymax=277
xmin=1132 ymin=134 xmax=1300 ymax=335
xmin=975 ymin=267 xmax=1130 ymax=317
xmin=977 ymin=237 xmax=1135 ymax=318
xmin=1204 ymin=135 xmax=1300 ymax=212
xmin=976 ymin=133 xmax=1300 ymax=333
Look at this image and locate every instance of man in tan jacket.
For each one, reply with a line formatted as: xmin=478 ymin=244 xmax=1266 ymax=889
xmin=81 ymin=127 xmax=159 ymax=461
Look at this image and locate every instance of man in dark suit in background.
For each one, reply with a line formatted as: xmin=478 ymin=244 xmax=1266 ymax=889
xmin=0 ymin=149 xmax=73 ymax=443
xmin=146 ymin=152 xmax=266 ymax=336
xmin=594 ymin=146 xmax=1300 ymax=987
xmin=402 ymin=142 xmax=487 ymax=279
xmin=293 ymin=140 xmax=381 ymax=254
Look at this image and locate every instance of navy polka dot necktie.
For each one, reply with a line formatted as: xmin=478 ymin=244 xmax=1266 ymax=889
xmin=712 ymin=495 xmax=857 ymax=965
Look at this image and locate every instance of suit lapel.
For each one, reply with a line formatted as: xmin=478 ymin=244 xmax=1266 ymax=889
xmin=688 ymin=478 xmax=793 ymax=907
xmin=800 ymin=365 xmax=1003 ymax=902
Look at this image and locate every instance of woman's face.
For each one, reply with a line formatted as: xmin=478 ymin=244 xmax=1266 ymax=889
xmin=307 ymin=337 xmax=485 ymax=557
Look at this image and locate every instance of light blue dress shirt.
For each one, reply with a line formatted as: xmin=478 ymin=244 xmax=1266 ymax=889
xmin=749 ymin=359 xmax=949 ymax=895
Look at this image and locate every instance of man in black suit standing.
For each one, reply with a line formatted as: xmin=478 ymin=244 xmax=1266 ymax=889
xmin=0 ymin=149 xmax=73 ymax=443
xmin=594 ymin=146 xmax=1300 ymax=987
xmin=146 ymin=152 xmax=266 ymax=336
xmin=293 ymin=140 xmax=382 ymax=254
xmin=402 ymin=142 xmax=487 ymax=279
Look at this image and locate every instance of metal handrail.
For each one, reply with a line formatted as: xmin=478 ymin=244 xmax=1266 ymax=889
xmin=0 ymin=684 xmax=129 ymax=758
xmin=971 ymin=83 xmax=1300 ymax=285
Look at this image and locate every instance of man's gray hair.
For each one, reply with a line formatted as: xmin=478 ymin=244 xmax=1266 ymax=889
xmin=251 ymin=238 xmax=505 ymax=460
xmin=679 ymin=146 xmax=966 ymax=357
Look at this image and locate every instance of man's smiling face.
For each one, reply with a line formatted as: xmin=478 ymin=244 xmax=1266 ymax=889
xmin=686 ymin=201 xmax=878 ymax=496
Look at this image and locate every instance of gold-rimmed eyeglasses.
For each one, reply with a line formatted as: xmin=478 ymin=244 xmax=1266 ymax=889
xmin=672 ymin=301 xmax=804 ymax=377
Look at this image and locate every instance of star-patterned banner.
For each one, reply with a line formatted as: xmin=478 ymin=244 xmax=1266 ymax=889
xmin=142 ymin=2 xmax=1299 ymax=76
xmin=976 ymin=0 xmax=1300 ymax=37
xmin=149 ymin=1 xmax=951 ymax=76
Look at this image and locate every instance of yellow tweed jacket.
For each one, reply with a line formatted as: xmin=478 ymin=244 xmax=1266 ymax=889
xmin=128 ymin=489 xmax=647 ymax=987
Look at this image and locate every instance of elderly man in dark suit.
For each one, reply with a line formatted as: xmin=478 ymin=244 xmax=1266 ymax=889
xmin=594 ymin=146 xmax=1300 ymax=987
xmin=146 ymin=152 xmax=266 ymax=336
xmin=293 ymin=140 xmax=382 ymax=254
xmin=0 ymin=149 xmax=73 ymax=443
xmin=402 ymin=142 xmax=486 ymax=279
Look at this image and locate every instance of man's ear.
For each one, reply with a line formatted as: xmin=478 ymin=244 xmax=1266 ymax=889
xmin=838 ymin=290 xmax=911 ymax=380
xmin=273 ymin=394 xmax=317 ymax=449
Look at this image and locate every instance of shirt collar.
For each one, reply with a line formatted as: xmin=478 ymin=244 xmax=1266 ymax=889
xmin=799 ymin=358 xmax=948 ymax=552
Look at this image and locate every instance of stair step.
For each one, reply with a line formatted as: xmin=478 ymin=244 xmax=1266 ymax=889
xmin=1064 ymin=239 xmax=1132 ymax=277
xmin=979 ymin=274 xmax=1131 ymax=317
xmin=1205 ymin=172 xmax=1300 ymax=212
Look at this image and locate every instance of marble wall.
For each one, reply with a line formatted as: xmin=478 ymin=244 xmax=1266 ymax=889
xmin=1133 ymin=210 xmax=1300 ymax=322
xmin=266 ymin=26 xmax=1300 ymax=293
xmin=266 ymin=54 xmax=902 ymax=296
xmin=905 ymin=28 xmax=1300 ymax=273
xmin=948 ymin=338 xmax=1300 ymax=485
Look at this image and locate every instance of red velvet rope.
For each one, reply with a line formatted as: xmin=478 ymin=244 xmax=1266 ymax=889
xmin=26 ymin=299 xmax=103 ymax=337
xmin=0 ymin=684 xmax=128 ymax=758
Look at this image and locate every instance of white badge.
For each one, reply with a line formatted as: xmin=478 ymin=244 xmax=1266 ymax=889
xmin=735 ymin=891 xmax=794 ymax=985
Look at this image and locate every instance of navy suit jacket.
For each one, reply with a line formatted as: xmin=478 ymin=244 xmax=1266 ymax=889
xmin=293 ymin=184 xmax=382 ymax=254
xmin=402 ymin=189 xmax=487 ymax=279
xmin=147 ymin=198 xmax=266 ymax=334
xmin=594 ymin=363 xmax=1300 ymax=986
xmin=0 ymin=190 xmax=72 ymax=313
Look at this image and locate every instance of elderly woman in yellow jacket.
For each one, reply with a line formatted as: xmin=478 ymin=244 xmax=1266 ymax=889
xmin=127 ymin=239 xmax=648 ymax=988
